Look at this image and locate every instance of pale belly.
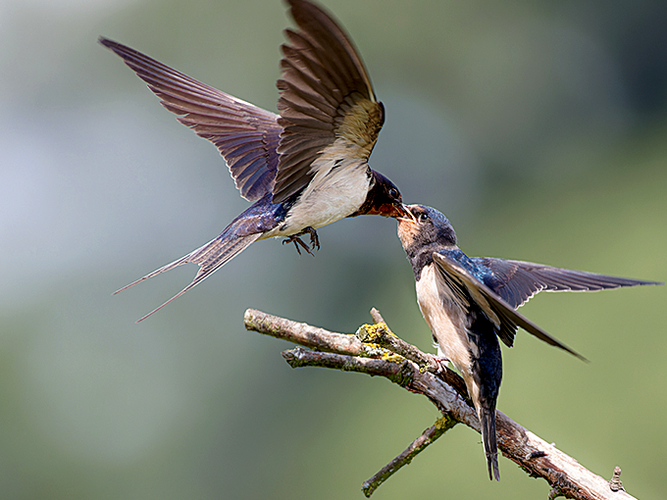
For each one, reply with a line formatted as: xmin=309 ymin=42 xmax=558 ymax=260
xmin=416 ymin=265 xmax=473 ymax=379
xmin=263 ymin=162 xmax=371 ymax=238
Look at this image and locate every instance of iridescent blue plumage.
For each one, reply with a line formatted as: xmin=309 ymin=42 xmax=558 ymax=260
xmin=103 ymin=0 xmax=408 ymax=321
xmin=221 ymin=193 xmax=288 ymax=238
xmin=397 ymin=203 xmax=661 ymax=481
xmin=438 ymin=248 xmax=493 ymax=284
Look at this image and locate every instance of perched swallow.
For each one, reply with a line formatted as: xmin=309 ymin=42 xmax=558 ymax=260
xmin=397 ymin=204 xmax=661 ymax=481
xmin=101 ymin=0 xmax=407 ymax=321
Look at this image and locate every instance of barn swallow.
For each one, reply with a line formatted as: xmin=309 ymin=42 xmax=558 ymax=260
xmin=101 ymin=0 xmax=407 ymax=321
xmin=396 ymin=204 xmax=661 ymax=481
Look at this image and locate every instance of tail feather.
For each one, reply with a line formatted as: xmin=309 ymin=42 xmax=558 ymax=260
xmin=479 ymin=407 xmax=500 ymax=481
xmin=116 ymin=232 xmax=262 ymax=322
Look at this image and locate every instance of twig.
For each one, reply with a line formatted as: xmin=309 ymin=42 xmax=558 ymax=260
xmin=609 ymin=466 xmax=624 ymax=492
xmin=243 ymin=309 xmax=364 ymax=355
xmin=355 ymin=321 xmax=469 ymax=399
xmin=356 ymin=321 xmax=436 ymax=371
xmin=369 ymin=307 xmax=386 ymax=324
xmin=361 ymin=415 xmax=457 ymax=497
xmin=244 ymin=308 xmax=637 ymax=500
xmin=282 ymin=347 xmax=415 ymax=387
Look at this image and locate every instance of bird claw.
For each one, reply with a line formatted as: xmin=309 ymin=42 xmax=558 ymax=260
xmin=282 ymin=227 xmax=320 ymax=256
xmin=305 ymin=227 xmax=320 ymax=252
xmin=282 ymin=235 xmax=314 ymax=256
xmin=428 ymin=354 xmax=451 ymax=375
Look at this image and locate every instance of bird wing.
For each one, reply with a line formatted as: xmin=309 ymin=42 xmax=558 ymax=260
xmin=272 ymin=0 xmax=384 ymax=203
xmin=99 ymin=37 xmax=280 ymax=201
xmin=432 ymin=252 xmax=586 ymax=360
xmin=473 ymin=257 xmax=662 ymax=309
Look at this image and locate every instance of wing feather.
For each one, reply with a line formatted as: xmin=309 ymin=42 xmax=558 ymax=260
xmin=475 ymin=257 xmax=662 ymax=309
xmin=99 ymin=37 xmax=280 ymax=201
xmin=432 ymin=253 xmax=586 ymax=360
xmin=272 ymin=0 xmax=384 ymax=203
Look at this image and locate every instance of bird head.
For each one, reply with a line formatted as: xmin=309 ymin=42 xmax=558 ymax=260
xmin=349 ymin=170 xmax=409 ymax=218
xmin=397 ymin=204 xmax=457 ymax=254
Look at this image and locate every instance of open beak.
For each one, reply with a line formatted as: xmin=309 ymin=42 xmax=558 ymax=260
xmin=396 ymin=204 xmax=417 ymax=224
xmin=374 ymin=201 xmax=411 ymax=219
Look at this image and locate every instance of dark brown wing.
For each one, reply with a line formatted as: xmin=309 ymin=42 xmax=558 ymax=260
xmin=473 ymin=257 xmax=662 ymax=309
xmin=273 ymin=0 xmax=384 ymax=203
xmin=99 ymin=37 xmax=280 ymax=201
xmin=432 ymin=253 xmax=586 ymax=360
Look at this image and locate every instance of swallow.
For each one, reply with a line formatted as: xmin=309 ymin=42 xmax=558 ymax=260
xmin=101 ymin=0 xmax=408 ymax=321
xmin=396 ymin=204 xmax=662 ymax=481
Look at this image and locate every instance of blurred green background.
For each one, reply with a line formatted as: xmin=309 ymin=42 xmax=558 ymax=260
xmin=2 ymin=0 xmax=666 ymax=498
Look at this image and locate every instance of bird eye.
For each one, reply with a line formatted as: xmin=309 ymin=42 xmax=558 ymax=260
xmin=418 ymin=213 xmax=429 ymax=222
xmin=389 ymin=188 xmax=399 ymax=199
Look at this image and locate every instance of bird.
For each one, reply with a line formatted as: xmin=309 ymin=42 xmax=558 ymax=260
xmin=100 ymin=0 xmax=408 ymax=321
xmin=396 ymin=204 xmax=662 ymax=481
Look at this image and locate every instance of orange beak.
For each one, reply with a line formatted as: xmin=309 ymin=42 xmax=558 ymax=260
xmin=371 ymin=201 xmax=411 ymax=219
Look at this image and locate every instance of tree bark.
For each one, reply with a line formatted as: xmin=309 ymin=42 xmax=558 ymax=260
xmin=244 ymin=308 xmax=633 ymax=500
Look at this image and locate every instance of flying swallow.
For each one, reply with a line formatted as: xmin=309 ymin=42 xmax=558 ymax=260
xmin=396 ymin=204 xmax=662 ymax=481
xmin=101 ymin=0 xmax=407 ymax=321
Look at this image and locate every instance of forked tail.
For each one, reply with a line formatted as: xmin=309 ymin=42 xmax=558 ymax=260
xmin=479 ymin=407 xmax=500 ymax=481
xmin=115 ymin=232 xmax=262 ymax=322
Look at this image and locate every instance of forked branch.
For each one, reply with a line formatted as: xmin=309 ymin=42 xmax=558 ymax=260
xmin=244 ymin=308 xmax=633 ymax=500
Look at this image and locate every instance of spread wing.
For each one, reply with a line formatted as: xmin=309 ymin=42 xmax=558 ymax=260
xmin=432 ymin=252 xmax=586 ymax=360
xmin=273 ymin=0 xmax=384 ymax=203
xmin=99 ymin=37 xmax=280 ymax=201
xmin=473 ymin=257 xmax=662 ymax=309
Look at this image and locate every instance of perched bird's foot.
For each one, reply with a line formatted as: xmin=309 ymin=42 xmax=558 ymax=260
xmin=282 ymin=227 xmax=319 ymax=256
xmin=282 ymin=233 xmax=315 ymax=256
xmin=427 ymin=353 xmax=470 ymax=400
xmin=427 ymin=354 xmax=451 ymax=375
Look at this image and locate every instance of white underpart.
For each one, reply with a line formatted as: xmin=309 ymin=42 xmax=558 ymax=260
xmin=416 ymin=264 xmax=475 ymax=386
xmin=262 ymin=150 xmax=371 ymax=239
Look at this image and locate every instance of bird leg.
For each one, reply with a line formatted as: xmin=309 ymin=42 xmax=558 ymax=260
xmin=282 ymin=234 xmax=313 ymax=255
xmin=428 ymin=353 xmax=470 ymax=399
xmin=282 ymin=227 xmax=320 ymax=256
xmin=302 ymin=226 xmax=320 ymax=251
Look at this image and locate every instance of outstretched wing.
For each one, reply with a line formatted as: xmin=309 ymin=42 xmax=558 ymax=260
xmin=474 ymin=257 xmax=662 ymax=309
xmin=432 ymin=252 xmax=587 ymax=360
xmin=99 ymin=37 xmax=280 ymax=201
xmin=273 ymin=0 xmax=384 ymax=203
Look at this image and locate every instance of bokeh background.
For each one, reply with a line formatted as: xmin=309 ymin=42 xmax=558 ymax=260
xmin=2 ymin=0 xmax=666 ymax=498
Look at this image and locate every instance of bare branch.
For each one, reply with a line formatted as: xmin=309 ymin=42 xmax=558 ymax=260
xmin=244 ymin=308 xmax=638 ymax=500
xmin=282 ymin=347 xmax=414 ymax=387
xmin=356 ymin=321 xmax=437 ymax=371
xmin=356 ymin=321 xmax=469 ymax=399
xmin=362 ymin=415 xmax=458 ymax=497
xmin=369 ymin=307 xmax=385 ymax=324
xmin=244 ymin=308 xmax=364 ymax=355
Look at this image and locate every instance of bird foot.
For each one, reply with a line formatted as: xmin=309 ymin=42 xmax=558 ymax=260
xmin=282 ymin=227 xmax=320 ymax=256
xmin=302 ymin=227 xmax=320 ymax=252
xmin=427 ymin=354 xmax=451 ymax=375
